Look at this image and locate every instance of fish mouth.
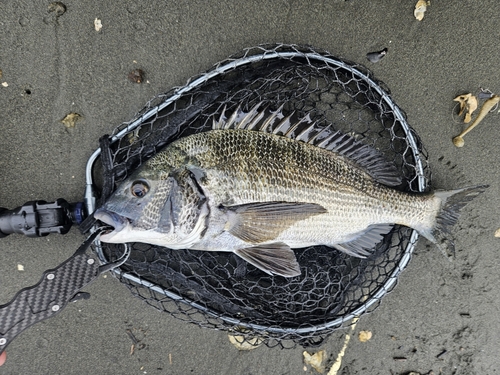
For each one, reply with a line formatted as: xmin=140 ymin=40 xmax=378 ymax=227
xmin=93 ymin=209 xmax=129 ymax=242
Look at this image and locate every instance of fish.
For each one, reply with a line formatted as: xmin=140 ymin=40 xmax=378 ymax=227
xmin=94 ymin=103 xmax=488 ymax=277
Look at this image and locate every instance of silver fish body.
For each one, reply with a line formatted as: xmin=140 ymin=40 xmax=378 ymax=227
xmin=95 ymin=106 xmax=487 ymax=277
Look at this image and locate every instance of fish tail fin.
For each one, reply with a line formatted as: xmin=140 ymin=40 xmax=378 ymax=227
xmin=419 ymin=185 xmax=488 ymax=258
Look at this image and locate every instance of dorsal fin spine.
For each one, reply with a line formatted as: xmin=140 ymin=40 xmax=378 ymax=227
xmin=294 ymin=116 xmax=316 ymax=142
xmin=246 ymin=108 xmax=267 ymax=130
xmin=225 ymin=104 xmax=241 ymax=129
xmin=282 ymin=114 xmax=300 ymax=137
xmin=259 ymin=104 xmax=283 ymax=132
xmin=307 ymin=124 xmax=332 ymax=145
xmin=237 ymin=102 xmax=262 ymax=129
xmin=272 ymin=112 xmax=293 ymax=135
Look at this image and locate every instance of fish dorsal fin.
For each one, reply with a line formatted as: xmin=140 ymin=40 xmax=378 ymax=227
xmin=213 ymin=104 xmax=402 ymax=187
xmin=313 ymin=129 xmax=402 ymax=186
xmin=235 ymin=243 xmax=301 ymax=277
xmin=221 ymin=201 xmax=327 ymax=243
xmin=334 ymin=224 xmax=393 ymax=258
xmin=215 ymin=103 xmax=287 ymax=132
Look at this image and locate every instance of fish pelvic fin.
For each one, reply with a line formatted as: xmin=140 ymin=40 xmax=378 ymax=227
xmin=222 ymin=201 xmax=327 ymax=243
xmin=419 ymin=185 xmax=488 ymax=258
xmin=235 ymin=243 xmax=301 ymax=277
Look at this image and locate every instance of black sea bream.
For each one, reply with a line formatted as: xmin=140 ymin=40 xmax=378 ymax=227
xmin=94 ymin=104 xmax=487 ymax=277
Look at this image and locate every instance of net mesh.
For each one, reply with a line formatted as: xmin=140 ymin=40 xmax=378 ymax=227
xmin=91 ymin=44 xmax=431 ymax=348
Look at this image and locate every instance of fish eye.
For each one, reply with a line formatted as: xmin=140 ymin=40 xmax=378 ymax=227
xmin=131 ymin=180 xmax=149 ymax=198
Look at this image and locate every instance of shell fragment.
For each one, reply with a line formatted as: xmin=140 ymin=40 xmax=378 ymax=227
xmin=414 ymin=0 xmax=429 ymax=21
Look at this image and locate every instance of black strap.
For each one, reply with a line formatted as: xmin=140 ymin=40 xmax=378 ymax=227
xmin=78 ymin=135 xmax=115 ymax=234
xmin=0 ymin=231 xmax=103 ymax=355
xmin=98 ymin=135 xmax=116 ymax=207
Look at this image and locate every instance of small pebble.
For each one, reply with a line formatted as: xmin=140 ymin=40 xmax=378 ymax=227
xmin=61 ymin=112 xmax=82 ymax=128
xmin=366 ymin=48 xmax=388 ymax=63
xmin=358 ymin=330 xmax=372 ymax=342
xmin=478 ymin=91 xmax=493 ymax=100
xmin=128 ymin=69 xmax=145 ymax=84
xmin=48 ymin=2 xmax=66 ymax=16
xmin=18 ymin=16 xmax=29 ymax=27
xmin=94 ymin=18 xmax=102 ymax=32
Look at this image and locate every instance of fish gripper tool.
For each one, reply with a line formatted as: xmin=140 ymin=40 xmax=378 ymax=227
xmin=0 ymin=228 xmax=126 ymax=355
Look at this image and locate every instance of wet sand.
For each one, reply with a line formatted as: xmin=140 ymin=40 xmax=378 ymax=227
xmin=1 ymin=1 xmax=499 ymax=374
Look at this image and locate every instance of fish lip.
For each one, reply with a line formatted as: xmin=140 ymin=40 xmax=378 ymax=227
xmin=93 ymin=209 xmax=129 ymax=241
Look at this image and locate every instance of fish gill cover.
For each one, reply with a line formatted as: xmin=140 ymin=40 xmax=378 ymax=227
xmin=90 ymin=44 xmax=430 ymax=348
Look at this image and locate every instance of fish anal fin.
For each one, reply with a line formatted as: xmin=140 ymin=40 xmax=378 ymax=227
xmin=223 ymin=201 xmax=327 ymax=243
xmin=334 ymin=224 xmax=394 ymax=258
xmin=235 ymin=243 xmax=301 ymax=277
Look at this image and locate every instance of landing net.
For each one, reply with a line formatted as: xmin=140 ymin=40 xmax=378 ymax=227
xmin=88 ymin=44 xmax=430 ymax=348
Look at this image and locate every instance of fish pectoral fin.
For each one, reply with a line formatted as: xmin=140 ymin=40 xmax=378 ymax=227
xmin=234 ymin=243 xmax=301 ymax=277
xmin=334 ymin=224 xmax=394 ymax=258
xmin=222 ymin=201 xmax=327 ymax=243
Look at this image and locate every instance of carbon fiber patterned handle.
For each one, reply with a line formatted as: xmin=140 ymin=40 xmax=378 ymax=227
xmin=0 ymin=232 xmax=101 ymax=354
